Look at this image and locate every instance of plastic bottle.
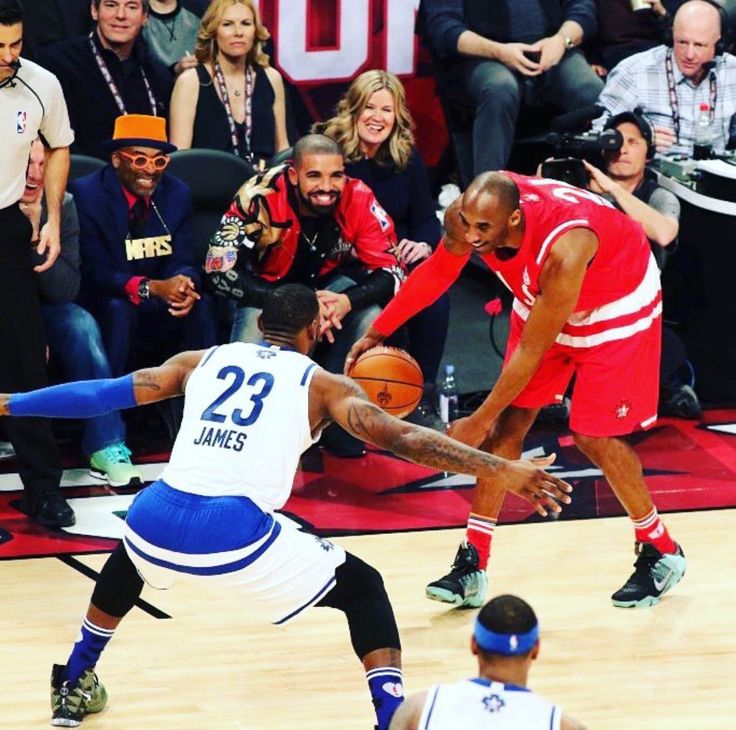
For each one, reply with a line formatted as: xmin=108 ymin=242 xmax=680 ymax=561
xmin=438 ymin=364 xmax=460 ymax=425
xmin=693 ymin=102 xmax=714 ymax=160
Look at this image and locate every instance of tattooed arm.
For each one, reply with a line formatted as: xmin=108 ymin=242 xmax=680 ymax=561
xmin=0 ymin=350 xmax=207 ymax=419
xmin=127 ymin=350 xmax=207 ymax=405
xmin=311 ymin=370 xmax=572 ymax=516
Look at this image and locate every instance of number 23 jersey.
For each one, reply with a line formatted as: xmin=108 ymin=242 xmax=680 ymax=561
xmin=161 ymin=342 xmax=319 ymax=512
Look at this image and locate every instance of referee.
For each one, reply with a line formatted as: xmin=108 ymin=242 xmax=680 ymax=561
xmin=0 ymin=0 xmax=75 ymax=527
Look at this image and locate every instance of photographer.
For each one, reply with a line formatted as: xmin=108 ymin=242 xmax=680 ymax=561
xmin=584 ymin=112 xmax=678 ymax=262
xmin=583 ymin=112 xmax=701 ymax=418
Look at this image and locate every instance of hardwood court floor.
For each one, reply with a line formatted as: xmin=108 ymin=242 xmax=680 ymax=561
xmin=2 ymin=509 xmax=734 ymax=729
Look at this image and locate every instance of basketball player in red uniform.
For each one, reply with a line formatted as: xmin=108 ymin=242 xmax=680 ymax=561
xmin=347 ymin=171 xmax=687 ymax=609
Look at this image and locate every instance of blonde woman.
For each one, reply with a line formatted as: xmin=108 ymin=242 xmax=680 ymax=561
xmin=169 ymin=0 xmax=288 ymax=167
xmin=318 ymin=70 xmax=449 ymax=428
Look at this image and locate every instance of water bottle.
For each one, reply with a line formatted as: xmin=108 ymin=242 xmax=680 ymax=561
xmin=693 ymin=103 xmax=714 ymax=160
xmin=438 ymin=364 xmax=460 ymax=425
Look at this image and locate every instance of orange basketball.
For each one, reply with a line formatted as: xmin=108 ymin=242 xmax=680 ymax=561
xmin=349 ymin=346 xmax=424 ymax=419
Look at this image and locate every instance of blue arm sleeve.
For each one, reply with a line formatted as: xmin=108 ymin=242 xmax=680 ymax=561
xmin=9 ymin=375 xmax=137 ymax=419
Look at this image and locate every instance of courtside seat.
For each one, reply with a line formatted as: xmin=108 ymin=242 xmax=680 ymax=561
xmin=69 ymin=154 xmax=106 ymax=181
xmin=167 ymin=149 xmax=255 ymax=265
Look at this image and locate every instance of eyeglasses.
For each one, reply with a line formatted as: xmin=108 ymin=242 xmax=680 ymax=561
xmin=117 ymin=150 xmax=171 ymax=171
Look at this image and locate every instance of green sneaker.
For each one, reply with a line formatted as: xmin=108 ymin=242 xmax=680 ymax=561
xmin=89 ymin=443 xmax=142 ymax=487
xmin=426 ymin=542 xmax=488 ymax=608
xmin=50 ymin=663 xmax=108 ymax=727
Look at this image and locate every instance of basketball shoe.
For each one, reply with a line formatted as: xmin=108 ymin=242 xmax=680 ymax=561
xmin=425 ymin=541 xmax=488 ymax=608
xmin=89 ymin=443 xmax=142 ymax=488
xmin=50 ymin=663 xmax=108 ymax=727
xmin=611 ymin=542 xmax=687 ymax=608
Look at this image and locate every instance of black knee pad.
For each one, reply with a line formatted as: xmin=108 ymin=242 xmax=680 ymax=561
xmin=91 ymin=543 xmax=144 ymax=618
xmin=317 ymin=552 xmax=400 ymax=658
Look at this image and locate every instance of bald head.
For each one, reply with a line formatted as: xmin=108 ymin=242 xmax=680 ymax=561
xmin=464 ymin=172 xmax=520 ymax=216
xmin=672 ymin=0 xmax=723 ymax=81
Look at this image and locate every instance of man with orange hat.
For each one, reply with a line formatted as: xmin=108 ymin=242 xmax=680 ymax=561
xmin=69 ymin=114 xmax=216 ymax=428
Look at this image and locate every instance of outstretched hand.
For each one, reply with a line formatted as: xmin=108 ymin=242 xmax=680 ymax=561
xmin=499 ymin=453 xmax=572 ymax=517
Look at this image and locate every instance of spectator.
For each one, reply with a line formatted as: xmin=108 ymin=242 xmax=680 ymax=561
xmin=21 ymin=139 xmax=142 ymax=487
xmin=69 ymin=114 xmax=217 ymax=382
xmin=206 ymin=133 xmax=406 ymax=455
xmin=39 ymin=0 xmax=173 ymax=160
xmin=143 ymin=0 xmax=200 ymax=75
xmin=169 ymin=0 xmax=288 ymax=168
xmin=389 ymin=594 xmax=586 ymax=730
xmin=588 ymin=0 xmax=674 ymax=76
xmin=419 ymin=0 xmax=603 ymax=177
xmin=593 ymin=0 xmax=736 ymax=156
xmin=317 ymin=69 xmax=449 ymax=429
xmin=582 ymin=112 xmax=701 ymax=418
xmin=19 ymin=0 xmax=92 ymax=61
xmin=0 ymin=0 xmax=75 ymax=528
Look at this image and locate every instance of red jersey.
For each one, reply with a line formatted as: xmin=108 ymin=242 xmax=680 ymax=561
xmin=484 ymin=173 xmax=651 ymax=312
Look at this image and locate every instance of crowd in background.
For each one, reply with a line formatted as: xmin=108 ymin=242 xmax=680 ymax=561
xmin=1 ymin=0 xmax=727 ymax=525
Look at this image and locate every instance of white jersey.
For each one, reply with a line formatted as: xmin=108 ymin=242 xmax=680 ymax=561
xmin=418 ymin=679 xmax=562 ymax=730
xmin=161 ymin=343 xmax=319 ymax=511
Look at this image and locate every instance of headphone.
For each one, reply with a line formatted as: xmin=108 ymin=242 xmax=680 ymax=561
xmin=604 ymin=109 xmax=657 ymax=160
xmin=664 ymin=0 xmax=736 ymax=56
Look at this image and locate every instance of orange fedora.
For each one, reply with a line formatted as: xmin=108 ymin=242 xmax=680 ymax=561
xmin=103 ymin=114 xmax=177 ymax=154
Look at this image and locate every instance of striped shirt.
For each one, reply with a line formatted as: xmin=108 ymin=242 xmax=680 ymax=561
xmin=593 ymin=45 xmax=736 ymax=156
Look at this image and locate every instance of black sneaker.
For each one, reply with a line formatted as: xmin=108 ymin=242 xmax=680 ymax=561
xmin=50 ymin=663 xmax=108 ymax=727
xmin=425 ymin=541 xmax=488 ymax=608
xmin=611 ymin=542 xmax=687 ymax=608
xmin=18 ymin=491 xmax=75 ymax=528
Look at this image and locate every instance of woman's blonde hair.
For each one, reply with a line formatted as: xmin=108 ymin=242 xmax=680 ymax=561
xmin=317 ymin=70 xmax=415 ymax=169
xmin=195 ymin=0 xmax=270 ymax=67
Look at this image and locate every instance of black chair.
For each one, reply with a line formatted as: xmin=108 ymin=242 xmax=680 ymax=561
xmin=166 ymin=149 xmax=256 ymax=265
xmin=69 ymin=153 xmax=106 ymax=181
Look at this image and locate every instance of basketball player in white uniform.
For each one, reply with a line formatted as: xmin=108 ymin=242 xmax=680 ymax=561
xmin=389 ymin=595 xmax=586 ymax=730
xmin=1 ymin=285 xmax=572 ymax=729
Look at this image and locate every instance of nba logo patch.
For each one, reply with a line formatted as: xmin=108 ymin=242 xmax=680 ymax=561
xmin=370 ymin=202 xmax=390 ymax=232
xmin=16 ymin=110 xmax=27 ymax=134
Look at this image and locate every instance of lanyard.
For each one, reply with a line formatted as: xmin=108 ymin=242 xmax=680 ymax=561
xmin=89 ymin=32 xmax=158 ymax=116
xmin=665 ymin=48 xmax=717 ymax=143
xmin=213 ymin=60 xmax=254 ymax=162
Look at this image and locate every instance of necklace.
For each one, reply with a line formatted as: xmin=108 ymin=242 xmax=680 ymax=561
xmin=302 ymin=229 xmax=320 ymax=252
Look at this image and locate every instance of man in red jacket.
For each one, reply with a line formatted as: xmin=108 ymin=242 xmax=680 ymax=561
xmin=348 ymin=171 xmax=686 ymax=609
xmin=207 ymin=133 xmax=406 ymax=455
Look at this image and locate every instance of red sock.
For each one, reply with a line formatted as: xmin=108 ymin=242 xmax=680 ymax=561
xmin=632 ymin=508 xmax=677 ymax=554
xmin=466 ymin=513 xmax=496 ymax=570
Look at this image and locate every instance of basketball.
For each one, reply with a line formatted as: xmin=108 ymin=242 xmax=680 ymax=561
xmin=348 ymin=346 xmax=424 ymax=419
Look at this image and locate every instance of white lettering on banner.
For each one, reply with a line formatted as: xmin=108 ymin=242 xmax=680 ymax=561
xmin=277 ymin=0 xmax=369 ymax=82
xmin=385 ymin=0 xmax=421 ymax=75
xmin=270 ymin=0 xmax=420 ymax=82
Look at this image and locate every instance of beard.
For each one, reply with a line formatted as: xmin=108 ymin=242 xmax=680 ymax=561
xmin=297 ymin=187 xmax=340 ymax=216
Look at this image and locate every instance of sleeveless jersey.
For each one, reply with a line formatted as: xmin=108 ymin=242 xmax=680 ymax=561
xmin=418 ymin=678 xmax=562 ymax=730
xmin=161 ymin=343 xmax=319 ymax=512
xmin=481 ymin=173 xmax=652 ymax=312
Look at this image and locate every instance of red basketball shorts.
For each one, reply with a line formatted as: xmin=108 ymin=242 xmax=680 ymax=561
xmin=504 ymin=256 xmax=662 ymax=437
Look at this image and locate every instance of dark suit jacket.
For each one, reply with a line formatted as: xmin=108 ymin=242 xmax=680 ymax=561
xmin=39 ymin=33 xmax=173 ymax=159
xmin=69 ymin=166 xmax=199 ymax=300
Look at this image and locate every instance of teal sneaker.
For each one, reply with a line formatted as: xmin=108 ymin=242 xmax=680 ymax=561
xmin=50 ymin=663 xmax=108 ymax=727
xmin=426 ymin=542 xmax=488 ymax=608
xmin=89 ymin=443 xmax=142 ymax=488
xmin=611 ymin=542 xmax=687 ymax=608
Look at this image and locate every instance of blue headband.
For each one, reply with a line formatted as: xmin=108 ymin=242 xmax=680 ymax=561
xmin=473 ymin=618 xmax=539 ymax=655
